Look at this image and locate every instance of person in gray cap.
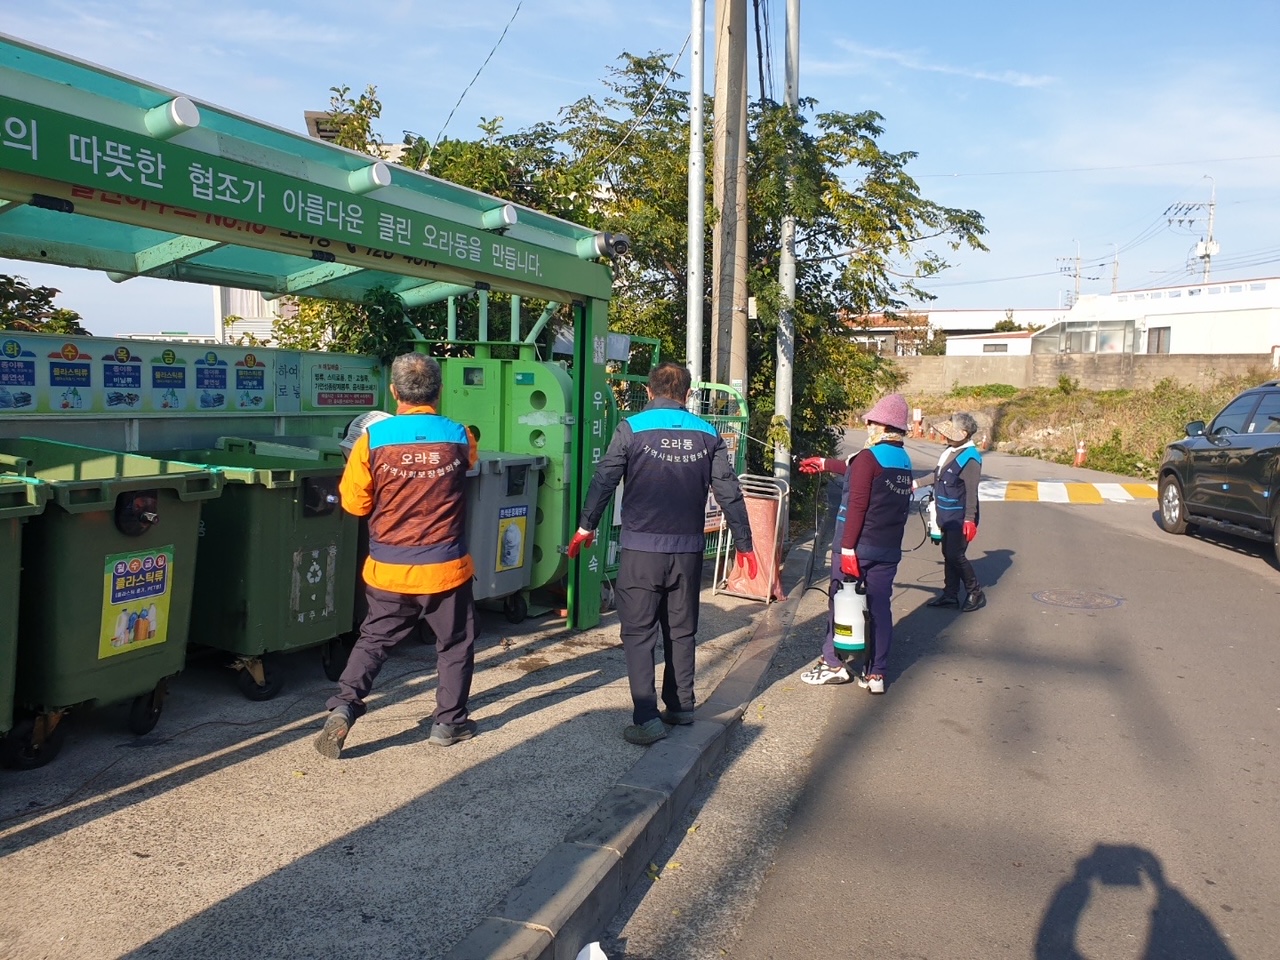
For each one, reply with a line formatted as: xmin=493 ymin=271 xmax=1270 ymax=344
xmin=914 ymin=412 xmax=985 ymax=611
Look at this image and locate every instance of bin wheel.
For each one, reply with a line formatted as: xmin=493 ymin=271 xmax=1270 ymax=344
xmin=321 ymin=636 xmax=353 ymax=682
xmin=128 ymin=687 xmax=165 ymax=736
xmin=504 ymin=593 xmax=528 ymax=624
xmin=236 ymin=656 xmax=284 ymax=701
xmin=0 ymin=715 xmax=67 ymax=770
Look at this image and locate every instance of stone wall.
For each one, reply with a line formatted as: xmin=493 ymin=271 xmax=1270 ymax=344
xmin=893 ymin=354 xmax=1273 ymax=395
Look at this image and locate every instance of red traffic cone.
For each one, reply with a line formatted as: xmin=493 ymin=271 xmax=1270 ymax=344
xmin=1073 ymin=439 xmax=1087 ymax=467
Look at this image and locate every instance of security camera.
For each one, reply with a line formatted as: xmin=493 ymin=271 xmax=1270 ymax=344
xmin=576 ymin=232 xmax=633 ymax=261
xmin=608 ymin=233 xmax=631 ymax=258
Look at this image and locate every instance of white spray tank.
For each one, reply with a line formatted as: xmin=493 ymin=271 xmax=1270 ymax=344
xmin=926 ymin=497 xmax=943 ymax=544
xmin=832 ymin=579 xmax=869 ymax=661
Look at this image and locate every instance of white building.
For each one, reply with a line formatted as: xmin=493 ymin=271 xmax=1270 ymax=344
xmin=942 ymin=277 xmax=1280 ymax=357
xmin=1030 ymin=277 xmax=1279 ymax=356
xmin=944 ymin=330 xmax=1034 ymax=356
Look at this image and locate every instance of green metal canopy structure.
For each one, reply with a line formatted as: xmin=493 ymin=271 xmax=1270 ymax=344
xmin=0 ymin=32 xmax=620 ymax=628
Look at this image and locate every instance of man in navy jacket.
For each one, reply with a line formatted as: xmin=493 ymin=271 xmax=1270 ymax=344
xmin=568 ymin=362 xmax=757 ymax=745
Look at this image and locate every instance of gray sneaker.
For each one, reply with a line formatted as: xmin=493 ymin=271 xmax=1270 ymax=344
xmin=660 ymin=708 xmax=696 ymax=726
xmin=428 ymin=719 xmax=478 ymax=747
xmin=314 ymin=707 xmax=353 ymax=760
xmin=623 ymin=717 xmax=668 ymax=745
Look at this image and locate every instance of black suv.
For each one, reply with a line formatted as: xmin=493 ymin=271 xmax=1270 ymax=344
xmin=1158 ymin=380 xmax=1280 ymax=563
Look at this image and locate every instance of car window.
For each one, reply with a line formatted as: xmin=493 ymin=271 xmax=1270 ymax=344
xmin=1210 ymin=393 xmax=1261 ymax=436
xmin=1247 ymin=391 xmax=1280 ymax=434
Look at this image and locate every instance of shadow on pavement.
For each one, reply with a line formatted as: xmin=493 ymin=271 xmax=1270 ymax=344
xmin=0 ymin=608 xmax=631 ymax=855
xmin=1034 ymin=843 xmax=1237 ymax=959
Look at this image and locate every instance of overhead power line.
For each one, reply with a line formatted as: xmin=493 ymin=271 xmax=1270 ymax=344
xmin=916 ymin=153 xmax=1280 ymax=179
xmin=431 ymin=0 xmax=524 ymax=149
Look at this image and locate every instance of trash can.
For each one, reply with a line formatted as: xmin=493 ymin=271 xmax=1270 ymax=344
xmin=153 ymin=448 xmax=358 ymax=699
xmin=467 ymin=453 xmax=548 ymax=623
xmin=0 ymin=438 xmax=222 ymax=769
xmin=0 ymin=475 xmax=47 ymax=754
xmin=215 ymin=435 xmax=346 ymax=464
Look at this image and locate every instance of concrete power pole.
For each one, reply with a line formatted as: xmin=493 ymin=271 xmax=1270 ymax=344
xmin=711 ymin=0 xmax=749 ymax=392
xmin=773 ymin=0 xmax=799 ymax=502
xmin=686 ymin=0 xmax=706 ymax=391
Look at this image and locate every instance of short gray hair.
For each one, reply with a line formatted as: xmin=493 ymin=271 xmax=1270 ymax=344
xmin=951 ymin=412 xmax=979 ymax=437
xmin=390 ymin=352 xmax=442 ymax=406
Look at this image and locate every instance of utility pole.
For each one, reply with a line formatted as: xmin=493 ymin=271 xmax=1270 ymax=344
xmin=1165 ymin=176 xmax=1219 ymax=282
xmin=1111 ymin=243 xmax=1119 ymax=294
xmin=711 ymin=0 xmax=749 ymax=393
xmin=773 ymin=0 xmax=798 ymax=505
xmin=1056 ymin=241 xmax=1081 ymax=306
xmin=686 ymin=0 xmax=706 ymax=392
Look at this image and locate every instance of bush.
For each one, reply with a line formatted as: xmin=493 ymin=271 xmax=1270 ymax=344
xmin=947 ymin=383 xmax=1019 ymax=400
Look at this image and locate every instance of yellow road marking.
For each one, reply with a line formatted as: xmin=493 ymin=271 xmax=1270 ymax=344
xmin=1065 ymin=483 xmax=1104 ymax=503
xmin=1121 ymin=483 xmax=1158 ymax=499
xmin=1004 ymin=481 xmax=1039 ymax=501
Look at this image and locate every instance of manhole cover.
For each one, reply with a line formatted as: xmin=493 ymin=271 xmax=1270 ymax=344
xmin=1032 ymin=589 xmax=1123 ymax=609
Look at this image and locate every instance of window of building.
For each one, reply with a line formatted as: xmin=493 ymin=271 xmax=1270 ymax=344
xmin=1168 ymin=290 xmax=1182 ymax=298
xmin=1250 ymin=283 xmax=1267 ymax=291
xmin=982 ymin=343 xmax=1009 ymax=353
xmin=1188 ymin=287 xmax=1201 ymax=296
xmin=1149 ymin=292 xmax=1162 ymax=299
xmin=1208 ymin=287 xmax=1221 ymax=295
xmin=1229 ymin=284 xmax=1243 ymax=292
xmin=1147 ymin=327 xmax=1170 ymax=354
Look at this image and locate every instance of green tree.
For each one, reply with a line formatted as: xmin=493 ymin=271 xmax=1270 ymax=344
xmin=0 ymin=275 xmax=91 ymax=334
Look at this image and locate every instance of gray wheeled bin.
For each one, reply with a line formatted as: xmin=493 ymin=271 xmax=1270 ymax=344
xmin=467 ymin=453 xmax=548 ymax=623
xmin=0 ymin=438 xmax=222 ymax=769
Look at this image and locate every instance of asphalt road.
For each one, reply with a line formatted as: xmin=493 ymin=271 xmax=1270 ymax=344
xmin=603 ymin=438 xmax=1280 ymax=959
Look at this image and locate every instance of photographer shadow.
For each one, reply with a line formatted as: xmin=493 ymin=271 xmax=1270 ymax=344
xmin=1035 ymin=843 xmax=1236 ymax=959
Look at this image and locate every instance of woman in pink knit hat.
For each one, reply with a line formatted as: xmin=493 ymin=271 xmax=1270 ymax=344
xmin=796 ymin=393 xmax=914 ymax=694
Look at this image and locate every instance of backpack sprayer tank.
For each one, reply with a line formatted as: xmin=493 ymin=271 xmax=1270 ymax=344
xmin=832 ymin=579 xmax=869 ymax=667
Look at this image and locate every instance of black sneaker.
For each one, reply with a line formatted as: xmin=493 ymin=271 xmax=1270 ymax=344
xmin=660 ymin=708 xmax=696 ymax=726
xmin=961 ymin=589 xmax=986 ymax=612
xmin=926 ymin=594 xmax=960 ymax=608
xmin=314 ymin=708 xmax=353 ymax=760
xmin=428 ymin=719 xmax=478 ymax=747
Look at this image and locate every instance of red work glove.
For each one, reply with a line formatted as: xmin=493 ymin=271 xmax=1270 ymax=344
xmin=736 ymin=550 xmax=758 ymax=579
xmin=963 ymin=520 xmax=978 ymax=543
xmin=840 ymin=549 xmax=860 ymax=579
xmin=566 ymin=528 xmax=595 ymax=559
xmin=798 ymin=456 xmax=825 ymax=474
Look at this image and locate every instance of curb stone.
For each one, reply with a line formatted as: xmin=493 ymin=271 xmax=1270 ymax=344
xmin=442 ymin=550 xmax=811 ymax=960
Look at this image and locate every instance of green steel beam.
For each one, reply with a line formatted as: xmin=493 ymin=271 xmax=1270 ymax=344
xmin=399 ymin=282 xmax=475 ymax=308
xmin=133 ymin=236 xmax=226 ymax=275
xmin=282 ymin=261 xmax=367 ymax=294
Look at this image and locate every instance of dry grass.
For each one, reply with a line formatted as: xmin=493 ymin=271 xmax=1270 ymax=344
xmin=911 ymin=370 xmax=1273 ymax=479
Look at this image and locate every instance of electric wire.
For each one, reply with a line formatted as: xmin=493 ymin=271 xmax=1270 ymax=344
xmin=591 ymin=34 xmax=691 ymax=170
xmin=430 ymin=0 xmax=523 ymax=150
xmin=916 ymin=153 xmax=1280 ymax=179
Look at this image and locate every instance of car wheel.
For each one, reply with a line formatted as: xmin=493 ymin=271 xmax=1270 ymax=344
xmin=1272 ymin=503 xmax=1280 ymax=568
xmin=1158 ymin=474 xmax=1189 ymax=534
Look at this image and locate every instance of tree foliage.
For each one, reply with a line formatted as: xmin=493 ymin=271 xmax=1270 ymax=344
xmin=0 ymin=275 xmax=91 ymax=335
xmin=309 ymin=56 xmax=988 ymax=474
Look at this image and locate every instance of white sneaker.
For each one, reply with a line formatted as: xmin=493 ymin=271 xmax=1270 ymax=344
xmin=856 ymin=673 xmax=886 ymax=694
xmin=801 ymin=660 xmax=851 ymax=685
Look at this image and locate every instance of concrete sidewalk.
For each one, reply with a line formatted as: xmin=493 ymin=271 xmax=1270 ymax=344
xmin=0 ymin=551 xmax=810 ymax=960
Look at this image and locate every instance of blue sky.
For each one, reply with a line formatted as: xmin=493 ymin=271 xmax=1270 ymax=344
xmin=3 ymin=0 xmax=1279 ymax=336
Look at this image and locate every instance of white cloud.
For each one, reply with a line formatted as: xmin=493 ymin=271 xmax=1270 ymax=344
xmin=831 ymin=40 xmax=1056 ymax=88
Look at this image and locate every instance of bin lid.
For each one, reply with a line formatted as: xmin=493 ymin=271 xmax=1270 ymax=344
xmin=215 ymin=436 xmax=347 ymax=464
xmin=0 ymin=474 xmax=48 ymax=519
xmin=0 ymin=438 xmax=223 ymax=510
xmin=154 ymin=449 xmax=344 ymax=488
xmin=475 ymin=451 xmax=550 ymax=472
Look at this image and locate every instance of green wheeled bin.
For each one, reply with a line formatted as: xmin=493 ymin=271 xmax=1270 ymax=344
xmin=154 ymin=449 xmax=358 ymax=700
xmin=0 ymin=474 xmax=48 ymax=763
xmin=0 ymin=438 xmax=222 ymax=769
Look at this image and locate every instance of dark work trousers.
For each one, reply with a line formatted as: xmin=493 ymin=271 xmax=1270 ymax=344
xmin=939 ymin=516 xmax=980 ymax=599
xmin=860 ymin=560 xmax=898 ymax=678
xmin=615 ymin=549 xmax=703 ymax=725
xmin=327 ymin=579 xmax=477 ymax=727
